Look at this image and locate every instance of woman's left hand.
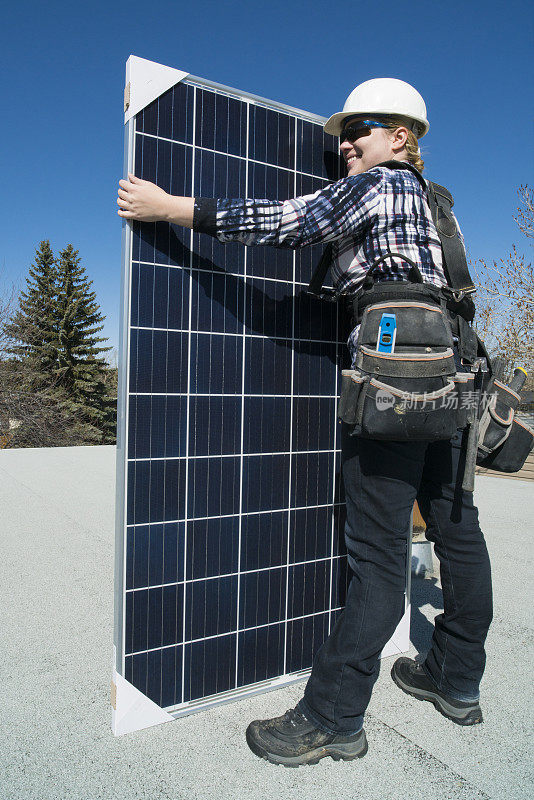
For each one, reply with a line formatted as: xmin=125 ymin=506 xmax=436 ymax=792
xmin=117 ymin=174 xmax=172 ymax=221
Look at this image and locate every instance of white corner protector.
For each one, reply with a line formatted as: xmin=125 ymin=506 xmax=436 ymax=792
xmin=111 ymin=669 xmax=174 ymax=736
xmin=124 ymin=55 xmax=189 ymax=124
xmin=381 ymin=605 xmax=411 ymax=659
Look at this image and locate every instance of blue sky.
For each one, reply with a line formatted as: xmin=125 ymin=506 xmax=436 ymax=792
xmin=2 ymin=0 xmax=533 ymax=356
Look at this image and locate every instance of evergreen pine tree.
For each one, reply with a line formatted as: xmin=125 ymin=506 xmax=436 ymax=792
xmin=54 ymin=244 xmax=116 ymax=444
xmin=6 ymin=240 xmax=61 ymax=391
xmin=4 ymin=241 xmax=117 ymax=446
xmin=3 ymin=240 xmax=77 ymax=447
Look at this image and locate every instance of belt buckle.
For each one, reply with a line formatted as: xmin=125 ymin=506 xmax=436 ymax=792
xmin=306 ymin=287 xmax=339 ymax=302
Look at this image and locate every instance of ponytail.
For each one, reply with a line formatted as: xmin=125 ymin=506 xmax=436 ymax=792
xmin=403 ymin=130 xmax=425 ymax=173
xmin=381 ymin=117 xmax=425 ymax=173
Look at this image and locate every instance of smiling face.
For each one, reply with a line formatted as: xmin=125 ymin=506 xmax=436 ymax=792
xmin=340 ymin=117 xmax=408 ymax=176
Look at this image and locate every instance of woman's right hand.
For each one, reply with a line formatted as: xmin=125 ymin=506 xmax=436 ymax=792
xmin=117 ymin=174 xmax=173 ymax=222
xmin=117 ymin=174 xmax=195 ymax=228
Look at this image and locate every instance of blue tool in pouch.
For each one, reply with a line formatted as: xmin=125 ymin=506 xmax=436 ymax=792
xmin=376 ymin=313 xmax=397 ymax=353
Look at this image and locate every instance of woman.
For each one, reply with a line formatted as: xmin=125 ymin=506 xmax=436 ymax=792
xmin=117 ymin=77 xmax=493 ymax=767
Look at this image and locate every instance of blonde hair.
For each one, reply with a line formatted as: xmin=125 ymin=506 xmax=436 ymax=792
xmin=381 ymin=116 xmax=425 ymax=173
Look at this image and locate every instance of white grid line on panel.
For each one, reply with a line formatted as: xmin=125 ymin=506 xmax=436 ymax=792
xmin=167 ymin=105 xmax=182 ymax=707
xmin=283 ymin=114 xmax=298 ymax=676
xmin=283 ymin=116 xmax=293 ymax=675
xmin=135 ymin=130 xmax=335 ymax=184
xmin=126 ymin=553 xmax=346 ymax=592
xmin=146 ymin=118 xmax=160 ymax=694
xmin=128 ymin=448 xmax=338 ymax=462
xmin=180 ymin=83 xmax=197 ymax=706
xmin=130 ymin=324 xmax=344 ymax=347
xmin=132 ymin=259 xmax=329 ymax=293
xmin=130 ymin=392 xmax=339 ymax=399
xmin=125 ymin=606 xmax=343 ymax=659
xmin=234 ymin=97 xmax=250 ymax=689
xmin=125 ymin=500 xmax=345 ymax=529
xmin=158 ymin=101 xmax=167 ymax=706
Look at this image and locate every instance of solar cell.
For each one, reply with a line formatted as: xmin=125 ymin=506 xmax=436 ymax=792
xmin=112 ymin=56 xmax=412 ymax=736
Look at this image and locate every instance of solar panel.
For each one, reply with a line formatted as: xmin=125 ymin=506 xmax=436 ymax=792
xmin=112 ymin=56 xmax=412 ymax=736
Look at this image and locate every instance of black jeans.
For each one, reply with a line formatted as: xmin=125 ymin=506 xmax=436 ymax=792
xmin=299 ymin=424 xmax=493 ymax=734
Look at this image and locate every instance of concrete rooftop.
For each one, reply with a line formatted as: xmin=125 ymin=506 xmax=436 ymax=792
xmin=0 ymin=445 xmax=532 ymax=800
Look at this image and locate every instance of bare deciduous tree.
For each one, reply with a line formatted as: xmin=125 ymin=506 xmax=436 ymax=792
xmin=514 ymin=184 xmax=534 ymax=241
xmin=473 ymin=185 xmax=534 ymax=387
xmin=0 ymin=275 xmax=17 ymax=358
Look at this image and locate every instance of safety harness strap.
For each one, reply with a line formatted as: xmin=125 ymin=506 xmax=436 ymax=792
xmin=307 ymin=242 xmax=334 ymax=299
xmin=425 ymin=178 xmax=477 ymax=296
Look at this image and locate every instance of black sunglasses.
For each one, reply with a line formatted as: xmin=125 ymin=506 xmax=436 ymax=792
xmin=339 ymin=119 xmax=388 ymax=143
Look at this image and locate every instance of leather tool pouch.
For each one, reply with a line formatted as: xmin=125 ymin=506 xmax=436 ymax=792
xmin=477 ymin=379 xmax=534 ymax=472
xmin=338 ymin=300 xmax=473 ymax=441
xmin=477 ymin=418 xmax=534 ymax=473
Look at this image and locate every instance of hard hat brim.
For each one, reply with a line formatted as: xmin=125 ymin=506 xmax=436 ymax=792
xmin=324 ymin=112 xmax=353 ymax=136
xmin=324 ymin=111 xmax=429 ymax=138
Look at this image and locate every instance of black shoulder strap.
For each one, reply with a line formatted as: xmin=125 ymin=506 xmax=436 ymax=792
xmin=376 ymin=159 xmax=428 ymax=191
xmin=307 ymin=160 xmax=476 ymax=299
xmin=307 ymin=243 xmax=335 ymax=299
xmin=424 ymin=179 xmax=476 ymax=295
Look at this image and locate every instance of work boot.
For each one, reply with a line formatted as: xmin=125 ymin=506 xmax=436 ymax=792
xmin=391 ymin=656 xmax=483 ymax=726
xmin=245 ymin=705 xmax=368 ymax=767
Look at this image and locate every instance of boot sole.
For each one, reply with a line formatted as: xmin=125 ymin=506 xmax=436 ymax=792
xmin=391 ymin=665 xmax=483 ymax=726
xmin=246 ymin=728 xmax=368 ymax=767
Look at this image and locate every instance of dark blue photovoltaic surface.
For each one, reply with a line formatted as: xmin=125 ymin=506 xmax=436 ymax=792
xmin=123 ymin=79 xmax=349 ymax=709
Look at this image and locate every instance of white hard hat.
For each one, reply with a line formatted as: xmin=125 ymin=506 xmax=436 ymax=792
xmin=324 ymin=78 xmax=429 ymax=138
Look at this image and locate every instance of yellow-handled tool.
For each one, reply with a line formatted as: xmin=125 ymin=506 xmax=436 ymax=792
xmin=510 ymin=367 xmax=527 ymax=394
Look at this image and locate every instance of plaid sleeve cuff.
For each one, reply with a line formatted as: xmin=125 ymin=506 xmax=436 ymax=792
xmin=193 ymin=198 xmax=218 ymax=236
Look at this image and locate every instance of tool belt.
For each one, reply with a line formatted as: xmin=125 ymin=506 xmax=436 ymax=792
xmin=307 ymin=160 xmax=534 ymax=488
xmin=338 ymin=267 xmax=476 ymax=442
xmin=338 ymin=271 xmax=533 ymax=480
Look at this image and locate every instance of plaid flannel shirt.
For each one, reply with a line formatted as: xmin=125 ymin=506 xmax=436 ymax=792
xmin=193 ymin=164 xmax=458 ymax=362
